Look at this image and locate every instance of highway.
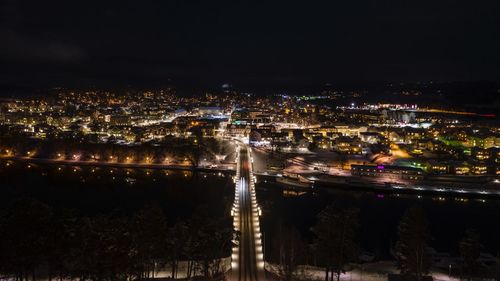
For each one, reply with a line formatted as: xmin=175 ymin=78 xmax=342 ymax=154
xmin=231 ymin=147 xmax=265 ymax=281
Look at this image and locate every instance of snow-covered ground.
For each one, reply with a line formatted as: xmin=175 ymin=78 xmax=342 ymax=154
xmin=266 ymin=261 xmax=459 ymax=281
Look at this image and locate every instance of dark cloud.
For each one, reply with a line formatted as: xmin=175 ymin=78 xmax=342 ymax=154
xmin=0 ymin=28 xmax=86 ymax=63
xmin=0 ymin=0 xmax=499 ymax=91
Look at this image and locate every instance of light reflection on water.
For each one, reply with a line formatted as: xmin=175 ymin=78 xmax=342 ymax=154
xmin=1 ymin=160 xmax=230 ymax=182
xmin=0 ymin=159 xmax=233 ymax=220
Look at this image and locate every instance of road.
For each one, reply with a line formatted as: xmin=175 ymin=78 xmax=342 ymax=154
xmin=231 ymin=147 xmax=265 ymax=281
xmin=0 ymin=156 xmax=235 ymax=173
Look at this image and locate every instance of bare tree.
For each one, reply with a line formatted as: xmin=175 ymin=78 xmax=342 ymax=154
xmin=271 ymin=224 xmax=306 ymax=281
xmin=312 ymin=206 xmax=359 ymax=281
xmin=395 ymin=206 xmax=431 ymax=281
xmin=459 ymin=229 xmax=481 ymax=281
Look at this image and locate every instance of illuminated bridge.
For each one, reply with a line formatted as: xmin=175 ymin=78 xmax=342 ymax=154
xmin=230 ymin=146 xmax=265 ymax=281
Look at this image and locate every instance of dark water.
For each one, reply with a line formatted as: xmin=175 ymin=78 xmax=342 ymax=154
xmin=0 ymin=160 xmax=233 ymax=222
xmin=256 ymin=181 xmax=500 ymax=259
xmin=2 ymin=159 xmax=499 ymax=260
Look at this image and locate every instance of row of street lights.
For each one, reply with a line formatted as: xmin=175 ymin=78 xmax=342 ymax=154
xmin=230 ymin=146 xmax=265 ymax=275
xmin=20 ymin=151 xmax=184 ymax=164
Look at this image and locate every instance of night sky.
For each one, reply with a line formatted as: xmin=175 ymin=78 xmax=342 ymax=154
xmin=1 ymin=0 xmax=499 ymax=91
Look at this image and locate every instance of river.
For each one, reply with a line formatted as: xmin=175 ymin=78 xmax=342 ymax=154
xmin=256 ymin=180 xmax=500 ymax=260
xmin=2 ymin=159 xmax=498 ymax=261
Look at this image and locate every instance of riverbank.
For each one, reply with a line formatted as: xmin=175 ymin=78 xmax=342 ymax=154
xmin=256 ymin=172 xmax=500 ymax=199
xmin=0 ymin=156 xmax=236 ymax=174
xmin=265 ymin=261 xmax=459 ymax=281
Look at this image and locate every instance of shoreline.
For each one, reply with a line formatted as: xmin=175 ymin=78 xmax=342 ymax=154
xmin=256 ymin=172 xmax=500 ymax=199
xmin=4 ymin=155 xmax=499 ymax=199
xmin=0 ymin=156 xmax=236 ymax=174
